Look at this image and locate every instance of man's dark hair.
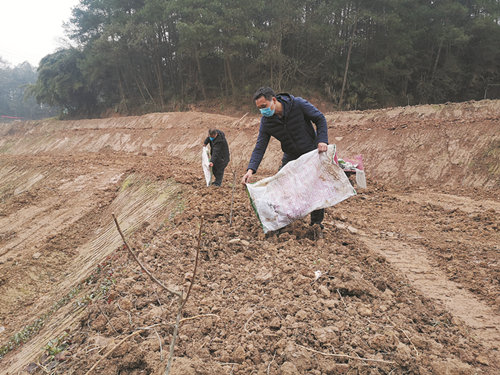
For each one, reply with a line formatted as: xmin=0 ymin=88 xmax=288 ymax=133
xmin=208 ymin=129 xmax=217 ymax=136
xmin=253 ymin=87 xmax=275 ymax=102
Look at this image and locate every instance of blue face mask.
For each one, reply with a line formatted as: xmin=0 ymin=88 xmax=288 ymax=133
xmin=209 ymin=136 xmax=215 ymax=141
xmin=259 ymin=101 xmax=275 ymax=117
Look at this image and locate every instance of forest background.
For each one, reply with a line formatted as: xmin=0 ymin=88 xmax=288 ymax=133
xmin=2 ymin=0 xmax=500 ymax=119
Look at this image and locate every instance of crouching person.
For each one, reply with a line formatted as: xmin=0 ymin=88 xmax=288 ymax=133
xmin=203 ymin=129 xmax=230 ymax=186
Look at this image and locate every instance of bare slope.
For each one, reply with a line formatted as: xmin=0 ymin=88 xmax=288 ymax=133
xmin=1 ymin=99 xmax=499 ymax=188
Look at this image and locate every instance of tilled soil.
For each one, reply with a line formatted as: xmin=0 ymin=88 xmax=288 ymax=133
xmin=0 ymin=101 xmax=499 ymax=374
xmin=12 ymin=172 xmax=498 ymax=375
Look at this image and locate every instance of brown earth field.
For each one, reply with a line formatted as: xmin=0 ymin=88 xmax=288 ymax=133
xmin=0 ymin=100 xmax=499 ymax=375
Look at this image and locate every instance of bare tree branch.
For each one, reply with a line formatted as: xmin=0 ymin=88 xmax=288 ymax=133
xmin=112 ymin=214 xmax=181 ymax=297
xmin=295 ymin=343 xmax=396 ymax=364
xmin=111 ymin=213 xmax=205 ymax=375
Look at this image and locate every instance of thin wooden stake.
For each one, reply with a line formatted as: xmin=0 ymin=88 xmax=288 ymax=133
xmin=166 ymin=216 xmax=204 ymax=375
xmin=229 ymin=171 xmax=236 ymax=227
xmin=181 ymin=216 xmax=203 ymax=309
xmin=165 ymin=299 xmax=183 ymax=375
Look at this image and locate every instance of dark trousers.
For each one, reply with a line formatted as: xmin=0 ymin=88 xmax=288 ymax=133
xmin=212 ymin=164 xmax=227 ymax=186
xmin=280 ymin=154 xmax=324 ymax=225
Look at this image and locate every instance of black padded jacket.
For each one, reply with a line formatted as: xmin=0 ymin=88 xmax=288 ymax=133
xmin=247 ymin=93 xmax=328 ymax=172
xmin=204 ymin=130 xmax=230 ymax=167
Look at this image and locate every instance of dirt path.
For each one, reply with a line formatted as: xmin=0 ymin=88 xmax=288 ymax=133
xmin=398 ymin=191 xmax=500 ymax=214
xmin=357 ymin=233 xmax=500 ymax=361
xmin=331 ymin=184 xmax=500 ymax=368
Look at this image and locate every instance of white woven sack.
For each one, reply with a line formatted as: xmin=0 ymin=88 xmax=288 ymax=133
xmin=246 ymin=144 xmax=356 ymax=233
xmin=202 ymin=146 xmax=211 ymax=186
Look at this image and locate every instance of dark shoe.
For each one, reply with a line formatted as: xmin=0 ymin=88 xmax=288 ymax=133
xmin=265 ymin=228 xmax=282 ymax=239
xmin=265 ymin=231 xmax=275 ymax=239
xmin=311 ymin=223 xmax=324 ymax=240
xmin=310 ymin=222 xmax=324 ymax=230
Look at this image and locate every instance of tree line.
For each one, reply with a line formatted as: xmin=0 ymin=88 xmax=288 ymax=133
xmin=0 ymin=59 xmax=57 ymax=121
xmin=27 ymin=0 xmax=500 ymax=118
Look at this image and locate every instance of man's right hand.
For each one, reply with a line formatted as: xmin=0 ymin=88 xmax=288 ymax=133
xmin=241 ymin=170 xmax=254 ymax=185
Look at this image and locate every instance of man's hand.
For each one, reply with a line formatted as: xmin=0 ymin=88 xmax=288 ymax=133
xmin=241 ymin=169 xmax=254 ymax=185
xmin=209 ymin=162 xmax=213 ymax=167
xmin=318 ymin=142 xmax=328 ymax=153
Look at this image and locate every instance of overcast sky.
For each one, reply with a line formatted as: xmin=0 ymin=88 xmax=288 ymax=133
xmin=0 ymin=0 xmax=80 ymax=67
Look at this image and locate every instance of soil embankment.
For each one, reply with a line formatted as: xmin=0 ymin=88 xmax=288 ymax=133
xmin=0 ymin=100 xmax=499 ymax=374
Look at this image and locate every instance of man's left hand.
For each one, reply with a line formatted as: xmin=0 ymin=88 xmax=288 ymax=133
xmin=318 ymin=142 xmax=328 ymax=152
xmin=209 ymin=162 xmax=213 ymax=167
